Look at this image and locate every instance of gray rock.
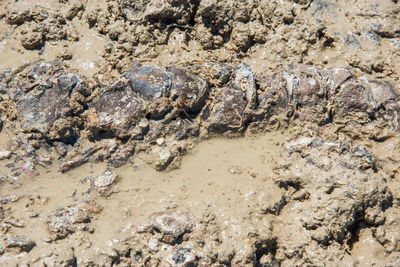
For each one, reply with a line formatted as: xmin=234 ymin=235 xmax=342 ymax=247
xmin=148 ymin=209 xmax=194 ymax=243
xmin=6 ymin=235 xmax=36 ymax=252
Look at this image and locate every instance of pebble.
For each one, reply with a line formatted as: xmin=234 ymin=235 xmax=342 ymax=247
xmin=5 ymin=235 xmax=36 ymax=252
xmin=0 ymin=150 xmax=12 ymax=160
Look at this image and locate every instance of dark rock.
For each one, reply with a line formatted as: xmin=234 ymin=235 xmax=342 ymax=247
xmin=206 ymin=64 xmax=256 ymax=132
xmin=168 ymin=67 xmax=209 ymax=112
xmin=88 ymin=82 xmax=146 ymax=139
xmin=15 ymin=61 xmax=85 ymax=141
xmin=124 ymin=64 xmax=171 ymax=102
xmin=206 ymin=86 xmax=247 ymax=132
xmin=258 ymin=71 xmax=290 ymax=112
xmin=334 ymin=80 xmax=374 ymax=116
xmin=323 ymin=67 xmax=353 ymax=98
xmin=367 ymin=79 xmax=398 ymax=108
xmin=280 ymin=64 xmax=326 ymax=109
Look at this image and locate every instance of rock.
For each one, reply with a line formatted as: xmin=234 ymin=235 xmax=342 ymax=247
xmin=93 ymin=170 xmax=117 ymax=188
xmin=6 ymin=235 xmax=36 ymax=252
xmin=59 ymin=146 xmax=100 ymax=173
xmin=124 ymin=64 xmax=171 ymax=102
xmin=204 ymin=64 xmax=257 ymax=132
xmin=148 ymin=209 xmax=194 ymax=243
xmin=47 ymin=206 xmax=91 ymax=240
xmin=108 ymin=144 xmax=134 ymax=168
xmin=0 ymin=194 xmax=20 ymax=204
xmin=231 ymin=64 xmax=257 ymax=110
xmin=258 ymin=72 xmax=290 ymax=113
xmin=167 ymin=245 xmax=197 ymax=266
xmin=323 ymin=67 xmax=353 ymax=97
xmin=205 ymin=86 xmax=248 ymax=132
xmin=367 ymin=79 xmax=399 ymax=108
xmin=334 ymin=79 xmax=374 ymax=116
xmin=151 ymin=146 xmax=175 ymax=171
xmin=0 ymin=150 xmax=12 ymax=160
xmin=88 ymin=77 xmax=146 ymax=140
xmin=15 ymin=61 xmax=85 ymax=142
xmin=283 ymin=64 xmax=325 ymax=107
xmin=168 ymin=67 xmax=209 ymax=112
xmin=199 ymin=63 xmax=233 ymax=87
xmin=92 ymin=170 xmax=117 ymax=196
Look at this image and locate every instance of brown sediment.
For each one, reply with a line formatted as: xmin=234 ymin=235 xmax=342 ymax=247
xmin=1 ymin=0 xmax=400 ymax=266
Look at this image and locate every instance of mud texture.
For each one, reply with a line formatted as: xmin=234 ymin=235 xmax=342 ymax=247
xmin=1 ymin=0 xmax=400 ymax=266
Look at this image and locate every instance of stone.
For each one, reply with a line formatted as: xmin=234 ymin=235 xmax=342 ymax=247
xmin=168 ymin=67 xmax=209 ymax=112
xmin=204 ymin=64 xmax=257 ymax=132
xmin=0 ymin=150 xmax=12 ymax=160
xmin=47 ymin=206 xmax=91 ymax=240
xmin=15 ymin=61 xmax=85 ymax=142
xmin=6 ymin=235 xmax=36 ymax=252
xmin=92 ymin=170 xmax=117 ymax=196
xmin=148 ymin=209 xmax=194 ymax=243
xmin=151 ymin=146 xmax=175 ymax=171
xmin=334 ymin=79 xmax=374 ymax=116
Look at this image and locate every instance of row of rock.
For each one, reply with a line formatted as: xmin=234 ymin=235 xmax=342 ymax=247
xmin=1 ymin=60 xmax=399 ymax=171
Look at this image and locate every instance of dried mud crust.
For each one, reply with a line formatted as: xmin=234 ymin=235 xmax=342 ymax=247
xmin=1 ymin=0 xmax=400 ymax=79
xmin=1 ymin=0 xmax=400 ymax=266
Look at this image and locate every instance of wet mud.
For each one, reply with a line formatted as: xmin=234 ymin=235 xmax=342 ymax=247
xmin=1 ymin=0 xmax=400 ymax=266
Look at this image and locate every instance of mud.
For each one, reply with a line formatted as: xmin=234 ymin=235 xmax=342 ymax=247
xmin=1 ymin=0 xmax=400 ymax=266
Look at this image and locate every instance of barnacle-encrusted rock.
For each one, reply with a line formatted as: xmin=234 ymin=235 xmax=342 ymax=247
xmin=148 ymin=209 xmax=194 ymax=243
xmin=5 ymin=60 xmax=400 ymax=174
xmin=168 ymin=67 xmax=209 ymax=112
xmin=47 ymin=200 xmax=101 ymax=240
xmin=205 ymin=64 xmax=256 ymax=132
xmin=15 ymin=61 xmax=86 ymax=142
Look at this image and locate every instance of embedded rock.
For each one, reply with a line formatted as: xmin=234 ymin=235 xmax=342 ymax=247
xmin=205 ymin=64 xmax=256 ymax=132
xmin=5 ymin=235 xmax=36 ymax=252
xmin=148 ymin=209 xmax=194 ymax=243
xmin=15 ymin=61 xmax=85 ymax=142
xmin=168 ymin=67 xmax=209 ymax=112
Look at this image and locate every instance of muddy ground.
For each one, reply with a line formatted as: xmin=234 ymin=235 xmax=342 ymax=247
xmin=1 ymin=0 xmax=400 ymax=266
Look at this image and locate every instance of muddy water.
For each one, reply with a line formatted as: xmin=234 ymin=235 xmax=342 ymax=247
xmin=0 ymin=131 xmax=287 ymax=265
